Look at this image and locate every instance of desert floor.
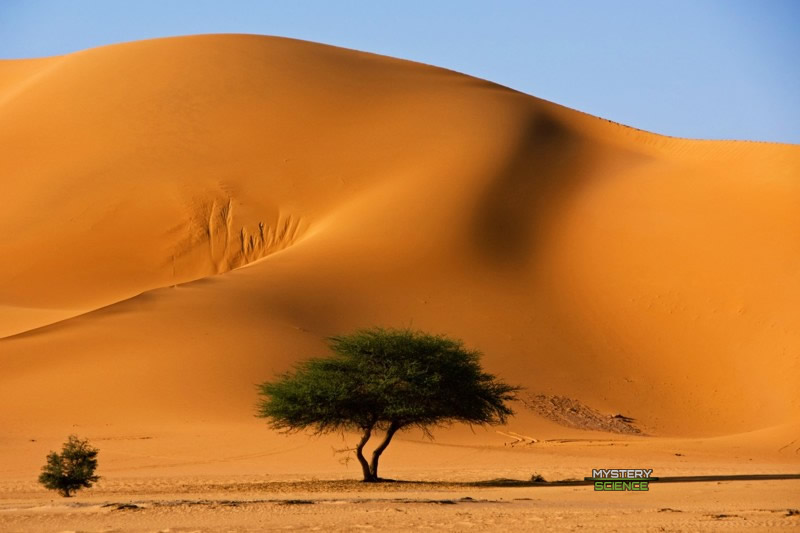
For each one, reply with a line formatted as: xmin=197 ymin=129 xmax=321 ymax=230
xmin=2 ymin=425 xmax=799 ymax=532
xmin=3 ymin=474 xmax=798 ymax=532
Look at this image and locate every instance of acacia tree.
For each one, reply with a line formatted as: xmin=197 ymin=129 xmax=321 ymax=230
xmin=257 ymin=328 xmax=520 ymax=482
xmin=38 ymin=435 xmax=100 ymax=497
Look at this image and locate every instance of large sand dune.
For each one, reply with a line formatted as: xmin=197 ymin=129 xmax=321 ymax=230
xmin=1 ymin=35 xmax=799 ymax=486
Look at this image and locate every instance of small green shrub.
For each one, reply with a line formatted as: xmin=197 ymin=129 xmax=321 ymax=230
xmin=38 ymin=435 xmax=100 ymax=497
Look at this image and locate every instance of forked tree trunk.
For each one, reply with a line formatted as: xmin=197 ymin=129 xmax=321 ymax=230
xmin=368 ymin=421 xmax=401 ymax=481
xmin=355 ymin=426 xmax=376 ymax=482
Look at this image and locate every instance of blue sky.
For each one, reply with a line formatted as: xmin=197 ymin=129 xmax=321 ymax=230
xmin=1 ymin=1 xmax=798 ymax=143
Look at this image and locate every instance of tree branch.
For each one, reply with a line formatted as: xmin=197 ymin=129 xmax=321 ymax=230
xmin=369 ymin=421 xmax=402 ymax=480
xmin=355 ymin=425 xmax=374 ymax=482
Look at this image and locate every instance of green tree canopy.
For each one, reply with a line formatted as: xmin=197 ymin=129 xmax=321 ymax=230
xmin=38 ymin=435 xmax=100 ymax=497
xmin=257 ymin=328 xmax=520 ymax=481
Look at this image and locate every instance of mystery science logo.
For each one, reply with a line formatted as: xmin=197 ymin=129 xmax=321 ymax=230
xmin=585 ymin=469 xmax=657 ymax=491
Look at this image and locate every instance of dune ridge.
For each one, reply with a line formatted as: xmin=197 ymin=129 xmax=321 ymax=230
xmin=1 ymin=35 xmax=799 ymax=471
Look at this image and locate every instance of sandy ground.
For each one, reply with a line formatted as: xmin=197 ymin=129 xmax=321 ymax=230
xmin=2 ymin=476 xmax=799 ymax=532
xmin=3 ymin=424 xmax=799 ymax=531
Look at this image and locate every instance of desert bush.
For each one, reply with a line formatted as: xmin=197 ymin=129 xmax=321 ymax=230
xmin=38 ymin=435 xmax=100 ymax=497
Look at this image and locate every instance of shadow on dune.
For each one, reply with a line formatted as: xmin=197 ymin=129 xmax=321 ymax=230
xmin=470 ymin=110 xmax=585 ymax=267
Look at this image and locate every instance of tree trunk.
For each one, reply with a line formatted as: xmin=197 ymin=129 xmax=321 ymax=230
xmin=369 ymin=421 xmax=401 ymax=481
xmin=355 ymin=426 xmax=376 ymax=482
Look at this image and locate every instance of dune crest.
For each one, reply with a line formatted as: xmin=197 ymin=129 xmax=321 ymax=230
xmin=1 ymin=35 xmax=798 ymax=452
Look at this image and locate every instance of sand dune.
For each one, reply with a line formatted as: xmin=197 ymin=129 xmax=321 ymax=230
xmin=1 ymin=34 xmax=799 ymax=485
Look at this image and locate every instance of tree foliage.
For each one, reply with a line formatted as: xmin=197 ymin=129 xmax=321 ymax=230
xmin=38 ymin=435 xmax=100 ymax=497
xmin=257 ymin=328 xmax=520 ymax=481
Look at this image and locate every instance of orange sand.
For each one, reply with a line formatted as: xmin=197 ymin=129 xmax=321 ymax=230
xmin=0 ymin=35 xmax=798 ymax=530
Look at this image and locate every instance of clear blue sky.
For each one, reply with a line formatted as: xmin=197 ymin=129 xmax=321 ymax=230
xmin=1 ymin=0 xmax=798 ymax=143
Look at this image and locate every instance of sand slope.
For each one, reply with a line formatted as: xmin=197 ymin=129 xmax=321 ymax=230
xmin=1 ymin=34 xmax=799 ymax=466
